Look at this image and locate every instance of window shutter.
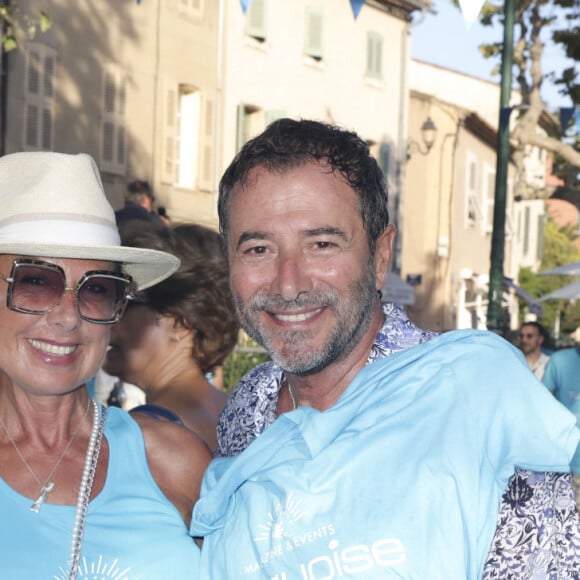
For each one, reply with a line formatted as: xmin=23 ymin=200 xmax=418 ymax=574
xmin=536 ymin=214 xmax=544 ymax=260
xmin=305 ymin=7 xmax=323 ymax=60
xmin=199 ymin=95 xmax=214 ymax=191
xmin=100 ymin=67 xmax=127 ymax=174
xmin=379 ymin=143 xmax=391 ymax=179
xmin=24 ymin=44 xmax=55 ymax=151
xmin=265 ymin=110 xmax=285 ymax=127
xmin=41 ymin=109 xmax=52 ymax=150
xmin=466 ymin=159 xmax=478 ymax=224
xmin=366 ymin=32 xmax=383 ymax=78
xmin=27 ymin=50 xmax=40 ymax=95
xmin=484 ymin=166 xmax=495 ymax=233
xmin=25 ymin=105 xmax=38 ymax=148
xmin=246 ymin=0 xmax=267 ymax=41
xmin=162 ymin=83 xmax=178 ymax=184
xmin=523 ymin=206 xmax=531 ymax=255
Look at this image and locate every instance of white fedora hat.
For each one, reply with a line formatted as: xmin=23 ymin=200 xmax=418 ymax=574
xmin=0 ymin=151 xmax=179 ymax=289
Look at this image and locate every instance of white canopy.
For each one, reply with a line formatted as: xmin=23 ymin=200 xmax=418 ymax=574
xmin=539 ymin=279 xmax=580 ymax=301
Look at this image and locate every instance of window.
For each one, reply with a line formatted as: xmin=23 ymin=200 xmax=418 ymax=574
xmin=162 ymin=83 xmax=214 ymax=191
xmin=304 ymin=7 xmax=324 ymax=61
xmin=237 ymin=104 xmax=264 ymax=151
xmin=465 ymin=155 xmax=479 ymax=226
xmin=366 ymin=31 xmax=383 ymax=79
xmin=246 ymin=0 xmax=267 ymax=42
xmin=23 ymin=43 xmax=55 ymax=151
xmin=178 ymin=0 xmax=203 ymax=18
xmin=100 ymin=66 xmax=127 ymax=174
xmin=482 ymin=163 xmax=495 ymax=233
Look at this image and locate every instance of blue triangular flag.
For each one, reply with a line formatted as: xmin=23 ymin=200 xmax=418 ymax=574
xmin=240 ymin=0 xmax=253 ymax=14
xmin=560 ymin=106 xmax=575 ymax=132
xmin=350 ymin=0 xmax=366 ymax=19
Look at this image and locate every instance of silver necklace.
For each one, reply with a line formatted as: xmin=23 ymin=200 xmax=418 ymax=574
xmin=288 ymin=383 xmax=297 ymax=410
xmin=68 ymin=398 xmax=105 ymax=580
xmin=0 ymin=397 xmax=91 ymax=512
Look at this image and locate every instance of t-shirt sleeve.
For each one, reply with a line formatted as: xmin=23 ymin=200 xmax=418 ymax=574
xmin=456 ymin=334 xmax=579 ymax=481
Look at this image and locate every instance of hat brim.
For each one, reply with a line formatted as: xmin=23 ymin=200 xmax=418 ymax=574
xmin=0 ymin=242 xmax=180 ymax=290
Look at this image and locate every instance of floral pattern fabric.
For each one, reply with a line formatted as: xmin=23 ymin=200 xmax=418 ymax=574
xmin=483 ymin=470 xmax=580 ymax=578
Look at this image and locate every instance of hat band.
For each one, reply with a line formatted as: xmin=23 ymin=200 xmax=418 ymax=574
xmin=0 ymin=218 xmax=121 ymax=246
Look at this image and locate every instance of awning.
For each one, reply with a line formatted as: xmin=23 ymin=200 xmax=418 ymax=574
xmin=539 ymin=279 xmax=580 ymax=301
xmin=503 ymin=276 xmax=542 ymax=316
xmin=539 ymin=262 xmax=580 ymax=276
xmin=382 ymin=273 xmax=415 ymax=305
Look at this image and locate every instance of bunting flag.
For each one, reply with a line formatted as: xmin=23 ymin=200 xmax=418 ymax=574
xmin=559 ymin=106 xmax=576 ymax=133
xmin=349 ymin=0 xmax=366 ymax=19
xmin=240 ymin=0 xmax=253 ymax=14
xmin=458 ymin=0 xmax=486 ymax=29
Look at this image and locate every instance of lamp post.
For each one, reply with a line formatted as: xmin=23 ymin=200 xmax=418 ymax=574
xmin=486 ymin=0 xmax=515 ymax=333
xmin=407 ymin=116 xmax=437 ymax=159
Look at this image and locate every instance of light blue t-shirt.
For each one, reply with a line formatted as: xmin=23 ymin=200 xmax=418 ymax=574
xmin=0 ymin=406 xmax=199 ymax=579
xmin=192 ymin=330 xmax=579 ymax=580
xmin=542 ymin=347 xmax=580 ymax=472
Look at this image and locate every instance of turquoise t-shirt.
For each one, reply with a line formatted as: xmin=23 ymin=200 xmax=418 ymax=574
xmin=542 ymin=347 xmax=580 ymax=472
xmin=0 ymin=406 xmax=199 ymax=579
xmin=192 ymin=330 xmax=579 ymax=579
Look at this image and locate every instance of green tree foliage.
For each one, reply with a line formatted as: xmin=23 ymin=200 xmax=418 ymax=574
xmin=451 ymin=0 xmax=580 ymax=178
xmin=0 ymin=1 xmax=51 ymax=53
xmin=519 ymin=219 xmax=580 ymax=341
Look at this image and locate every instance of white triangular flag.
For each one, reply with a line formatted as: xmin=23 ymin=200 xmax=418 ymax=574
xmin=458 ymin=0 xmax=485 ymax=29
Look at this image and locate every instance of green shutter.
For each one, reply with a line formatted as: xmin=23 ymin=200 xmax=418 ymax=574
xmin=305 ymin=7 xmax=324 ymax=60
xmin=246 ymin=0 xmax=267 ymax=42
xmin=366 ymin=32 xmax=383 ymax=79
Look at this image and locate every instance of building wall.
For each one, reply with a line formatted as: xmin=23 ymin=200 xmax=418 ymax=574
xmin=4 ymin=0 xmax=220 ymax=224
xmin=402 ymin=90 xmax=518 ymax=332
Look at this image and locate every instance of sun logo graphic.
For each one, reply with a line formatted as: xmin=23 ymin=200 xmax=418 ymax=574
xmin=254 ymin=491 xmax=307 ymax=542
xmin=55 ymin=556 xmax=136 ymax=580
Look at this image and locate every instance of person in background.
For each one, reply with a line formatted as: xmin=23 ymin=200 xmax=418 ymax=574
xmin=0 ymin=152 xmax=210 ymax=578
xmin=519 ymin=320 xmax=550 ymax=379
xmin=191 ymin=118 xmax=580 ymax=578
xmin=543 ymin=346 xmax=580 ymax=509
xmin=114 ymin=179 xmax=166 ymax=228
xmin=104 ymin=224 xmax=239 ymax=451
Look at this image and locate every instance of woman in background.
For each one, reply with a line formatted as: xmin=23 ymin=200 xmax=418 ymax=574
xmin=104 ymin=224 xmax=239 ymax=451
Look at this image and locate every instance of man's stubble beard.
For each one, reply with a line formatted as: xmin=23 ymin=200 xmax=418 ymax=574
xmin=233 ymin=260 xmax=379 ymax=376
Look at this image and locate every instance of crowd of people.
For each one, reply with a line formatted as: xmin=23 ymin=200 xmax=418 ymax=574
xmin=0 ymin=119 xmax=578 ymax=579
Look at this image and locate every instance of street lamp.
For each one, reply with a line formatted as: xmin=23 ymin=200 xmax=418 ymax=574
xmin=407 ymin=116 xmax=438 ymax=159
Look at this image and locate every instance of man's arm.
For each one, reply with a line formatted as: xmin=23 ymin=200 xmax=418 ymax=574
xmin=483 ymin=469 xmax=580 ymax=578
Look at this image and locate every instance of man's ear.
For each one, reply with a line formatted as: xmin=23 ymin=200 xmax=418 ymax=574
xmin=373 ymin=225 xmax=396 ymax=291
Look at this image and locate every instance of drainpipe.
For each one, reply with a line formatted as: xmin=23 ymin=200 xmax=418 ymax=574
xmin=394 ymin=21 xmax=411 ymax=275
xmin=0 ymin=0 xmax=10 ymax=156
xmin=213 ymin=0 xmax=225 ymax=221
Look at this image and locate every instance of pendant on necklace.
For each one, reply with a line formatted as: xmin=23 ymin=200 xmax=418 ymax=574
xmin=30 ymin=482 xmax=56 ymax=513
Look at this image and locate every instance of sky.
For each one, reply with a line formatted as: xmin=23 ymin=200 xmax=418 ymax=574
xmin=410 ymin=0 xmax=574 ymax=112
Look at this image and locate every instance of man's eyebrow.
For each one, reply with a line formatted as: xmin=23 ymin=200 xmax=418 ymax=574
xmin=236 ymin=231 xmax=269 ymax=250
xmin=305 ymin=226 xmax=348 ymax=240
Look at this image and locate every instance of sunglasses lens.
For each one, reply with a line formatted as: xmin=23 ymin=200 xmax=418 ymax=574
xmin=78 ymin=275 xmax=131 ymax=322
xmin=11 ymin=263 xmax=64 ymax=313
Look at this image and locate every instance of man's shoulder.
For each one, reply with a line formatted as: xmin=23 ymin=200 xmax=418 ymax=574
xmin=548 ymin=347 xmax=580 ymax=365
